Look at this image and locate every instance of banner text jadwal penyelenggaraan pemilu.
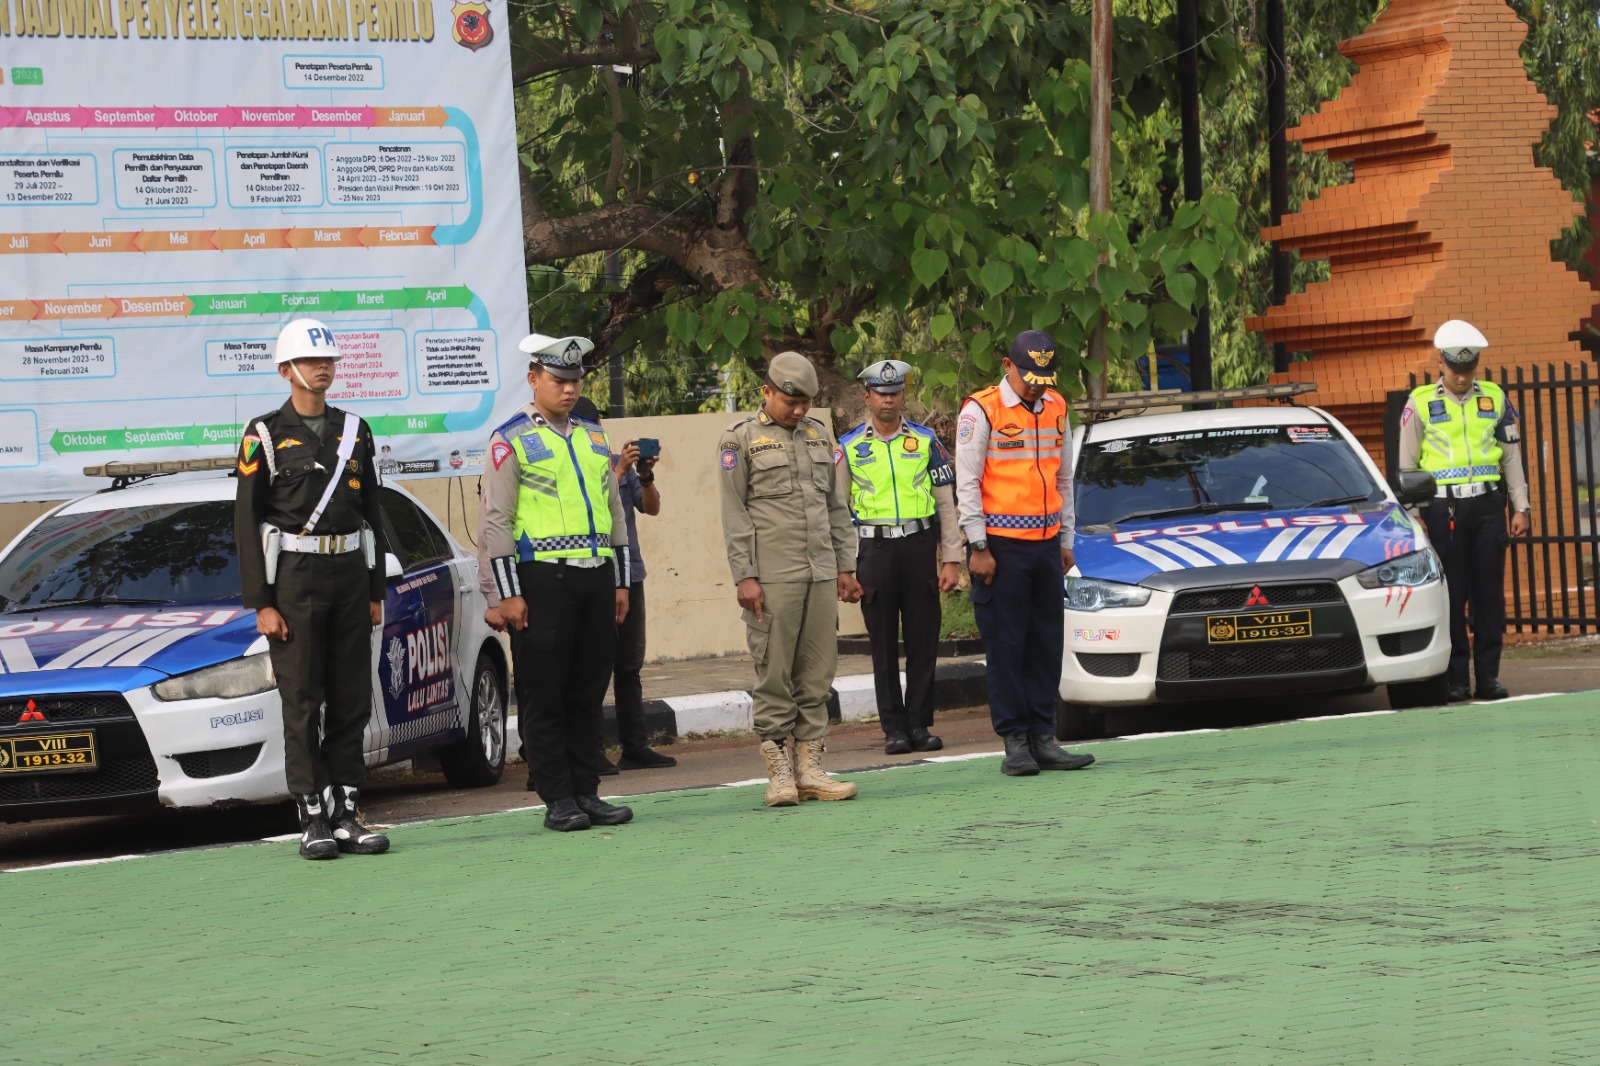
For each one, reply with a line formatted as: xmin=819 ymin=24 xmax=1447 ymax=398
xmin=0 ymin=0 xmax=434 ymax=43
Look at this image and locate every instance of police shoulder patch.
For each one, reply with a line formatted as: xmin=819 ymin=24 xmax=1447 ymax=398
xmin=491 ymin=440 xmax=514 ymax=470
xmin=721 ymin=447 xmax=738 ymax=471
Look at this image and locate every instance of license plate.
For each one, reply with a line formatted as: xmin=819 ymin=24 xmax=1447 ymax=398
xmin=1206 ymin=609 xmax=1313 ymax=644
xmin=0 ymin=731 xmax=98 ymax=774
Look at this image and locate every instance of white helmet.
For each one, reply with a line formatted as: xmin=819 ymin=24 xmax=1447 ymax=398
xmin=274 ymin=318 xmax=342 ymax=365
xmin=1432 ymin=319 xmax=1488 ymax=365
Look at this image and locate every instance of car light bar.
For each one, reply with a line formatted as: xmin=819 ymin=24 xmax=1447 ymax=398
xmin=1071 ymin=382 xmax=1316 ymax=416
xmin=83 ymin=457 xmax=237 ymax=478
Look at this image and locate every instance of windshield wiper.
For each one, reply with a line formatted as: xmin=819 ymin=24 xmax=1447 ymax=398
xmin=1301 ymin=495 xmax=1372 ymax=509
xmin=32 ymin=595 xmax=176 ymax=611
xmin=1107 ymin=500 xmax=1274 ymax=525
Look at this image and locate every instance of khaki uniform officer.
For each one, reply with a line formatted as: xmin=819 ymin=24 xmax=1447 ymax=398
xmin=720 ymin=351 xmax=862 ymax=807
xmin=480 ymin=333 xmax=635 ymax=833
xmin=234 ymin=318 xmax=391 ymax=861
xmin=838 ymin=359 xmax=964 ymax=755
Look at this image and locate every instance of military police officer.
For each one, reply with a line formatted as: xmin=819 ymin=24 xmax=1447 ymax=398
xmin=480 ymin=333 xmax=636 ymax=832
xmin=1397 ymin=320 xmax=1532 ymax=702
xmin=720 ymin=351 xmax=862 ymax=807
xmin=235 ymin=318 xmax=391 ymax=860
xmin=838 ymin=359 xmax=964 ymax=755
xmin=955 ymin=330 xmax=1096 ymax=777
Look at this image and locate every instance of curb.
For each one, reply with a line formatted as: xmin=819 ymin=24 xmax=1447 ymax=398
xmin=595 ymin=658 xmax=990 ymax=743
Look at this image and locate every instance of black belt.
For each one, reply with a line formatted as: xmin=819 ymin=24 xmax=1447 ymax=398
xmin=858 ymin=517 xmax=934 ymax=539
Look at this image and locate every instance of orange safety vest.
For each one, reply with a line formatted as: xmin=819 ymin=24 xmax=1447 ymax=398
xmin=965 ymin=384 xmax=1067 ymax=540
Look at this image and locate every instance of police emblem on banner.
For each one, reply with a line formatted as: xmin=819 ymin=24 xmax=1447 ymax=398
xmin=452 ymin=0 xmax=492 ymax=50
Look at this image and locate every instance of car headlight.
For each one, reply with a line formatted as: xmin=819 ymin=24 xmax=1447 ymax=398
xmin=1356 ymin=548 xmax=1442 ymax=590
xmin=1064 ymin=576 xmax=1152 ymax=612
xmin=152 ymin=652 xmax=276 ymax=702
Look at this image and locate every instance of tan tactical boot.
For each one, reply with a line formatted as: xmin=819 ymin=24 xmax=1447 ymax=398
xmin=759 ymin=739 xmax=799 ymax=807
xmin=793 ymin=738 xmax=858 ymax=802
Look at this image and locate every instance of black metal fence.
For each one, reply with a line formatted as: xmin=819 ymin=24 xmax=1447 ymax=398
xmin=1385 ymin=363 xmax=1600 ymax=634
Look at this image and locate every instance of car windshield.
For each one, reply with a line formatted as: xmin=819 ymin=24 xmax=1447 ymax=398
xmin=1075 ymin=423 xmax=1382 ymax=528
xmin=0 ymin=501 xmax=240 ymax=613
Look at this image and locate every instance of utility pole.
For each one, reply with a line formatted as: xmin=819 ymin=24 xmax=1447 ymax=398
xmin=1176 ymin=0 xmax=1213 ymax=397
xmin=1087 ymin=0 xmax=1112 ymax=399
xmin=1266 ymin=0 xmax=1291 ymax=374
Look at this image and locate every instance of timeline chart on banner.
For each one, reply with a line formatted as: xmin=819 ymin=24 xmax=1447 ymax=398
xmin=0 ymin=3 xmax=531 ymax=502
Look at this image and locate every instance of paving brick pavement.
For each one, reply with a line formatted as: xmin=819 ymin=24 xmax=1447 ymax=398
xmin=8 ymin=693 xmax=1600 ymax=1065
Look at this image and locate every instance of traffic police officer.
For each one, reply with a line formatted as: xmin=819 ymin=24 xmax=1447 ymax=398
xmin=720 ymin=351 xmax=862 ymax=807
xmin=839 ymin=359 xmax=963 ymax=755
xmin=480 ymin=333 xmax=636 ymax=832
xmin=955 ymin=330 xmax=1095 ymax=776
xmin=1397 ymin=319 xmax=1532 ymax=702
xmin=235 ymin=318 xmax=391 ymax=860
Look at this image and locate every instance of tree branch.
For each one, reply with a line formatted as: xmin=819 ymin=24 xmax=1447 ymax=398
xmin=512 ymin=46 xmax=660 ymax=85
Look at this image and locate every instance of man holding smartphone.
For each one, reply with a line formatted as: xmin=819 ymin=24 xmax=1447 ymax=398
xmin=572 ymin=400 xmax=677 ymax=773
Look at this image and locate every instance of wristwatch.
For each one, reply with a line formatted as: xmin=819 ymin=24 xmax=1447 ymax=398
xmin=971 ymin=539 xmax=988 ymax=553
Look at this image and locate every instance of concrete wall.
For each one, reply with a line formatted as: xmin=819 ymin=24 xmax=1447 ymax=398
xmin=0 ymin=409 xmax=864 ymax=662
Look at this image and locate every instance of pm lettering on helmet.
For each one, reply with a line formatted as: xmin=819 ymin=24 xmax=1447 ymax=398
xmin=307 ymin=326 xmax=336 ymax=348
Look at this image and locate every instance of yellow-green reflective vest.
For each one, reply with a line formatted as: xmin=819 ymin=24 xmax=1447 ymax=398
xmin=510 ymin=416 xmax=616 ymax=561
xmin=1410 ymin=380 xmax=1506 ymax=485
xmin=839 ymin=420 xmax=952 ymax=525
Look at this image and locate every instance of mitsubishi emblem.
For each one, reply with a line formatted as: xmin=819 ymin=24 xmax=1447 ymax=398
xmin=1245 ymin=586 xmax=1271 ymax=607
xmin=19 ymin=699 xmax=46 ymax=723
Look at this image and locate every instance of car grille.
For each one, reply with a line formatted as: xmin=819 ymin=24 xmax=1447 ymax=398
xmin=1171 ymin=582 xmax=1343 ymax=613
xmin=0 ymin=694 xmax=132 ymax=723
xmin=0 ymin=748 xmax=158 ymax=804
xmin=1378 ymin=628 xmax=1434 ymax=657
xmin=173 ymin=744 xmax=263 ymax=779
xmin=1076 ymin=652 xmax=1140 ymax=677
xmin=1159 ymin=635 xmax=1365 ymax=681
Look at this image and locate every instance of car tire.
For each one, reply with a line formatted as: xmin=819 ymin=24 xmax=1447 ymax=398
xmin=440 ymin=651 xmax=508 ymax=787
xmin=1056 ymin=699 xmax=1107 ymax=741
xmin=1387 ymin=672 xmax=1449 ymax=710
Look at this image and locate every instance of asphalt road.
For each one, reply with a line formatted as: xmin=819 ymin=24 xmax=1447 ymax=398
xmin=4 ymin=641 xmax=1595 ymax=871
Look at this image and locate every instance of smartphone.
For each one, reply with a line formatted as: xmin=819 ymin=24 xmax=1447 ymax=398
xmin=636 ymin=438 xmax=661 ymax=460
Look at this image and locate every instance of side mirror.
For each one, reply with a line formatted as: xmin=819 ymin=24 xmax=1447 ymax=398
xmin=384 ymin=552 xmax=404 ymax=582
xmin=1390 ymin=469 xmax=1437 ymax=507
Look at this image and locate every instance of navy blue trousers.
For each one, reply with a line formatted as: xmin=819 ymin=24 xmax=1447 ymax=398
xmin=971 ymin=536 xmax=1064 ymax=737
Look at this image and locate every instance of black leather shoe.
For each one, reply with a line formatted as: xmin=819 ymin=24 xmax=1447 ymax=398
xmin=908 ymin=728 xmax=944 ymax=752
xmin=543 ymin=798 xmax=592 ymax=832
xmin=1001 ymin=734 xmax=1039 ymax=776
xmin=594 ymin=753 xmax=621 ymax=776
xmin=1476 ymin=678 xmax=1510 ymax=701
xmin=883 ymin=732 xmax=913 ymax=755
xmin=1029 ymin=734 xmax=1095 ymax=771
xmin=575 ymin=794 xmax=634 ymax=825
xmin=1446 ymin=684 xmax=1472 ymax=703
xmin=618 ymin=746 xmax=677 ymax=770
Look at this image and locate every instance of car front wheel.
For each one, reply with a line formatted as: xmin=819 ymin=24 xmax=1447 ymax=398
xmin=440 ymin=652 xmax=507 ymax=787
xmin=1056 ymin=699 xmax=1108 ymax=741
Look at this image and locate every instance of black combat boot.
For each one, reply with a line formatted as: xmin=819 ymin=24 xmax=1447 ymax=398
xmin=575 ymin=794 xmax=634 ymax=825
xmin=294 ymin=793 xmax=339 ymax=860
xmin=1001 ymin=735 xmax=1039 ymax=776
xmin=908 ymin=727 xmax=943 ymax=752
xmin=1475 ymin=678 xmax=1510 ymax=701
xmin=883 ymin=732 xmax=913 ymax=755
xmin=324 ymin=785 xmax=390 ymax=854
xmin=1029 ymin=734 xmax=1096 ymax=771
xmin=543 ymin=798 xmax=592 ymax=832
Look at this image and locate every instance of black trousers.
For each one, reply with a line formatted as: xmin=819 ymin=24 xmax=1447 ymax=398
xmin=857 ymin=530 xmax=941 ymax=735
xmin=1423 ymin=488 xmax=1508 ymax=686
xmin=612 ymin=582 xmax=649 ymax=750
xmin=971 ymin=536 xmax=1064 ymax=737
xmin=511 ymin=561 xmax=615 ymax=804
xmin=266 ymin=551 xmax=373 ymax=796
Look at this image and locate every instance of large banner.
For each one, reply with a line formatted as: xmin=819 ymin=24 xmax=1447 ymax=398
xmin=0 ymin=0 xmax=528 ymax=501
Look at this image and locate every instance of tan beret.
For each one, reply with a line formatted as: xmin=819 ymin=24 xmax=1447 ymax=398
xmin=766 ymin=351 xmax=818 ymax=398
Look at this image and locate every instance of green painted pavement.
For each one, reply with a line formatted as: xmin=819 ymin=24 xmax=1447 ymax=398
xmin=8 ymin=695 xmax=1600 ymax=1065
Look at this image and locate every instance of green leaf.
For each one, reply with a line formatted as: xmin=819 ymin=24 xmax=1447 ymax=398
xmin=891 ymin=202 xmax=914 ymax=227
xmin=1116 ymin=302 xmax=1148 ymax=329
xmin=1205 ymin=195 xmax=1239 ymax=228
xmin=1040 ymin=260 xmax=1073 ymax=294
xmin=1189 ymin=240 xmax=1222 ymax=279
xmin=911 ymin=248 xmax=949 ymax=289
xmin=1151 ymin=301 xmax=1196 ymax=338
xmin=769 ymin=182 xmax=802 ymax=210
xmin=1167 ymin=271 xmax=1197 ymax=310
xmin=723 ymin=314 xmax=749 ymax=348
xmin=930 ymin=313 xmax=956 ymax=341
xmin=1063 ymin=237 xmax=1099 ymax=283
xmin=927 ymin=123 xmax=948 ymax=160
xmin=1067 ymin=289 xmax=1102 ymax=327
xmin=1097 ymin=266 xmax=1130 ymax=305
xmin=978 ymin=261 xmax=1014 ymax=297
xmin=1173 ymin=201 xmax=1203 ymax=229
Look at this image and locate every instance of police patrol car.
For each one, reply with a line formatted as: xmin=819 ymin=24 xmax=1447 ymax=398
xmin=0 ymin=459 xmax=508 ymax=820
xmin=1059 ymin=385 xmax=1450 ymax=738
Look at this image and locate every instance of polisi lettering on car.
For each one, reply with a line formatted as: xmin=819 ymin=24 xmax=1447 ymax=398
xmin=1112 ymin=514 xmax=1366 ymax=544
xmin=405 ymin=620 xmax=453 ymax=713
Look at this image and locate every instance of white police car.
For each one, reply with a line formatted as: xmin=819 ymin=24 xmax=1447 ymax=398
xmin=1060 ymin=389 xmax=1450 ymax=737
xmin=0 ymin=461 xmax=508 ymax=820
